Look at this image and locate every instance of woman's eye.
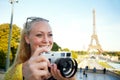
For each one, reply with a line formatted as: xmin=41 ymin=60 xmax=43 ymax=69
xmin=48 ymin=33 xmax=53 ymax=37
xmin=36 ymin=34 xmax=42 ymax=37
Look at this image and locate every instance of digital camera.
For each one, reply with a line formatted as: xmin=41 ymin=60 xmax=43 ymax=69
xmin=42 ymin=52 xmax=78 ymax=78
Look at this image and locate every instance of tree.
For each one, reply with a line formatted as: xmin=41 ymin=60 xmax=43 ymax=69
xmin=51 ymin=42 xmax=61 ymax=51
xmin=0 ymin=23 xmax=21 ymax=68
xmin=0 ymin=50 xmax=6 ymax=68
xmin=62 ymin=48 xmax=70 ymax=51
xmin=71 ymin=50 xmax=78 ymax=59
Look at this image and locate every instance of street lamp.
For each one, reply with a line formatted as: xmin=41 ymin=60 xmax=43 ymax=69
xmin=5 ymin=0 xmax=18 ymax=71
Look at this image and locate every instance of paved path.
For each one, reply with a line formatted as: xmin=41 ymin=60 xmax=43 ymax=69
xmin=76 ymin=71 xmax=120 ymax=80
xmin=77 ymin=58 xmax=120 ymax=80
xmin=0 ymin=73 xmax=4 ymax=80
xmin=0 ymin=72 xmax=120 ymax=80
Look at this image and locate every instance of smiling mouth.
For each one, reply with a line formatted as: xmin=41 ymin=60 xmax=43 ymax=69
xmin=39 ymin=45 xmax=50 ymax=48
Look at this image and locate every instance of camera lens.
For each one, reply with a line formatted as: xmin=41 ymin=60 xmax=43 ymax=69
xmin=55 ymin=58 xmax=78 ymax=78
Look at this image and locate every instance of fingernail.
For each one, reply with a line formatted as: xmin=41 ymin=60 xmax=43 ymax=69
xmin=51 ymin=64 xmax=54 ymax=66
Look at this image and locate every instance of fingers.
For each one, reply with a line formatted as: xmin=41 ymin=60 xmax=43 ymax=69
xmin=32 ymin=46 xmax=50 ymax=57
xmin=29 ymin=70 xmax=49 ymax=80
xmin=50 ymin=64 xmax=64 ymax=80
xmin=29 ymin=55 xmax=49 ymax=63
xmin=28 ymin=47 xmax=50 ymax=67
xmin=23 ymin=46 xmax=51 ymax=80
xmin=23 ymin=56 xmax=51 ymax=80
xmin=29 ymin=46 xmax=51 ymax=67
xmin=29 ymin=55 xmax=51 ymax=70
xmin=33 ymin=62 xmax=51 ymax=80
xmin=28 ymin=46 xmax=51 ymax=68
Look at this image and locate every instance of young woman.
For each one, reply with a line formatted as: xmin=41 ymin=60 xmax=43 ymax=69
xmin=4 ymin=17 xmax=76 ymax=80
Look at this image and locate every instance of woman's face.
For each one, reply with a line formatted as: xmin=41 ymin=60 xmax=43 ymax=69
xmin=25 ymin=21 xmax=53 ymax=55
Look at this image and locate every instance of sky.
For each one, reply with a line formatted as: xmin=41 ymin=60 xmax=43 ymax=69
xmin=0 ymin=0 xmax=120 ymax=51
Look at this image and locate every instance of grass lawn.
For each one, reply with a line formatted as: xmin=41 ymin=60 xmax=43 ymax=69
xmin=98 ymin=61 xmax=113 ymax=68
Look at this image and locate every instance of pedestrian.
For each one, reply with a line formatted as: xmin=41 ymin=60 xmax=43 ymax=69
xmin=85 ymin=74 xmax=87 ymax=77
xmin=80 ymin=67 xmax=82 ymax=73
xmin=83 ymin=70 xmax=85 ymax=75
xmin=103 ymin=68 xmax=106 ymax=74
xmin=93 ymin=67 xmax=96 ymax=73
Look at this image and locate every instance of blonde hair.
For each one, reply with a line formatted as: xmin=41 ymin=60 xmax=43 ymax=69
xmin=12 ymin=17 xmax=49 ymax=67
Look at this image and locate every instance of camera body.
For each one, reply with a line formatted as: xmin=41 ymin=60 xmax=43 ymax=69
xmin=42 ymin=52 xmax=78 ymax=78
xmin=42 ymin=52 xmax=71 ymax=63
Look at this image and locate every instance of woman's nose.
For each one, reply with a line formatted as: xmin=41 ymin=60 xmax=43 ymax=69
xmin=42 ymin=35 xmax=49 ymax=43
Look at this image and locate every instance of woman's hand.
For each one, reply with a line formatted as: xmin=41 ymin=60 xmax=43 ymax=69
xmin=50 ymin=64 xmax=76 ymax=80
xmin=22 ymin=47 xmax=51 ymax=80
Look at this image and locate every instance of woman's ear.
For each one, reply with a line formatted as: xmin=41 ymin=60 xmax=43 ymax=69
xmin=24 ymin=35 xmax=30 ymax=44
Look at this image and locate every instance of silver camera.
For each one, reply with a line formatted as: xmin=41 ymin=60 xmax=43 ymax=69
xmin=42 ymin=52 xmax=78 ymax=78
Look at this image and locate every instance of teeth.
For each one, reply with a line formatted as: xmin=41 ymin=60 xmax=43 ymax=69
xmin=39 ymin=45 xmax=49 ymax=48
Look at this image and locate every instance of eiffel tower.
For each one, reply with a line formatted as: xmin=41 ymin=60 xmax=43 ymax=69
xmin=87 ymin=9 xmax=103 ymax=53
